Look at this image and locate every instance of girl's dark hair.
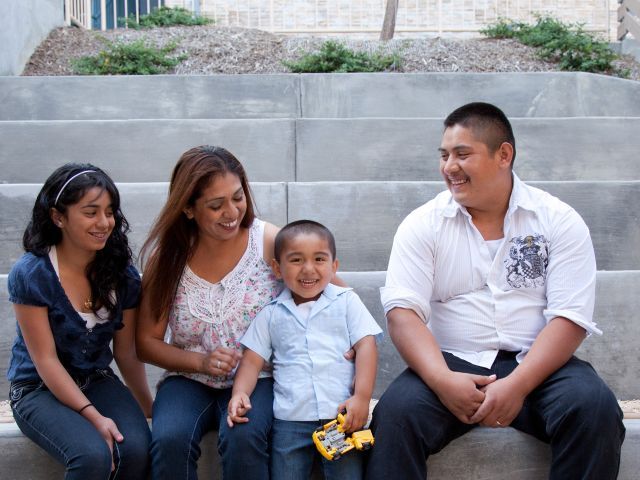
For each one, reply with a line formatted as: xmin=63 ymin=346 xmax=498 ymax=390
xmin=23 ymin=163 xmax=132 ymax=318
xmin=140 ymin=145 xmax=256 ymax=323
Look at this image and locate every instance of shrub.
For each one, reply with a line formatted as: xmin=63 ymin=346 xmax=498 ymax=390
xmin=120 ymin=6 xmax=212 ymax=28
xmin=283 ymin=41 xmax=401 ymax=73
xmin=72 ymin=38 xmax=187 ymax=75
xmin=481 ymin=16 xmax=619 ymax=75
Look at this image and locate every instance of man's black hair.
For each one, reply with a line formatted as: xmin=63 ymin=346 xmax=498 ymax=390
xmin=444 ymin=102 xmax=516 ymax=165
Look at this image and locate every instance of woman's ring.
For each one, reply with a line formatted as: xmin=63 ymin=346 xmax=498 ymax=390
xmin=217 ymin=360 xmax=221 ymax=369
xmin=496 ymin=420 xmax=502 ymax=426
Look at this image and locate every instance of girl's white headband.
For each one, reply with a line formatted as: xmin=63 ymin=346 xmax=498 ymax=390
xmin=54 ymin=170 xmax=96 ymax=206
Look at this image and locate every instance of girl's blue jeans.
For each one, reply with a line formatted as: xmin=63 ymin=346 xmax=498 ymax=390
xmin=10 ymin=369 xmax=151 ymax=480
xmin=150 ymin=375 xmax=274 ymax=480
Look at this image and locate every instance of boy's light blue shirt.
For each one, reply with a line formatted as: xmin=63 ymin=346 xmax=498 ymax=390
xmin=240 ymin=283 xmax=382 ymax=421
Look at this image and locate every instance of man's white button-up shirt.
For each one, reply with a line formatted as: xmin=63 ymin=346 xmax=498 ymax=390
xmin=381 ymin=173 xmax=599 ymax=368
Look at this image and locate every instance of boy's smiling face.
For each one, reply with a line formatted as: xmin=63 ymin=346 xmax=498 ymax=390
xmin=272 ymin=232 xmax=338 ymax=305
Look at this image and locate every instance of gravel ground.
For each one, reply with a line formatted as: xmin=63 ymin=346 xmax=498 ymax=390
xmin=22 ymin=25 xmax=640 ymax=80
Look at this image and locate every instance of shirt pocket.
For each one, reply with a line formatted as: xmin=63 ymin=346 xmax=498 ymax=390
xmin=503 ymin=233 xmax=550 ymax=290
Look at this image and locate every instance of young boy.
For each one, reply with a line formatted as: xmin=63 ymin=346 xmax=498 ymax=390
xmin=227 ymin=219 xmax=382 ymax=479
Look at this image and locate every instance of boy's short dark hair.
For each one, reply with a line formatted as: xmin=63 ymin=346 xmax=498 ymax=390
xmin=444 ymin=102 xmax=517 ymax=166
xmin=274 ymin=220 xmax=337 ymax=262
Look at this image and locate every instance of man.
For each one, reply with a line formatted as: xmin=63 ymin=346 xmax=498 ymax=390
xmin=366 ymin=102 xmax=625 ymax=479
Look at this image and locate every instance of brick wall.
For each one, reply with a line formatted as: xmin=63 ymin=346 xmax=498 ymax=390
xmin=165 ymin=0 xmax=618 ymax=38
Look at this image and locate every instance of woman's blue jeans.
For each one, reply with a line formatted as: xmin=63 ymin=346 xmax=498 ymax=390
xmin=271 ymin=418 xmax=363 ymax=480
xmin=150 ymin=375 xmax=274 ymax=480
xmin=10 ymin=370 xmax=151 ymax=480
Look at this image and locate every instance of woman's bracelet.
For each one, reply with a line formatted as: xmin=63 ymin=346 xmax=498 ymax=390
xmin=77 ymin=402 xmax=94 ymax=414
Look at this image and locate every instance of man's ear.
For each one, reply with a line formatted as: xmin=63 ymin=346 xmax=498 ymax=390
xmin=498 ymin=142 xmax=514 ymax=168
xmin=270 ymin=258 xmax=282 ymax=279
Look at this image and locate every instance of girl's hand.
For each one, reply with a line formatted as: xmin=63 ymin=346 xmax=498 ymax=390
xmin=338 ymin=395 xmax=370 ymax=433
xmin=84 ymin=407 xmax=123 ymax=471
xmin=201 ymin=346 xmax=242 ymax=376
xmin=227 ymin=393 xmax=252 ymax=427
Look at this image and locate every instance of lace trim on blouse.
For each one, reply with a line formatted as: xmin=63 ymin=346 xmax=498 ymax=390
xmin=181 ymin=218 xmax=261 ymax=329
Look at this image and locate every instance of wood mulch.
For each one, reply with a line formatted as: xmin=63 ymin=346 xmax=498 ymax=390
xmin=22 ymin=25 xmax=640 ymax=81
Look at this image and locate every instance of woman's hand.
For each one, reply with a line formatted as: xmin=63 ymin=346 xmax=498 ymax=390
xmin=201 ymin=346 xmax=242 ymax=376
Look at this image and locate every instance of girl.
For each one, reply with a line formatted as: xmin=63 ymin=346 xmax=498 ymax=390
xmin=7 ymin=164 xmax=152 ymax=479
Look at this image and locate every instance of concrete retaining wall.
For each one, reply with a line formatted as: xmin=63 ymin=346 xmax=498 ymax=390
xmin=0 ymin=0 xmax=63 ymax=76
xmin=3 ymin=73 xmax=640 ymax=120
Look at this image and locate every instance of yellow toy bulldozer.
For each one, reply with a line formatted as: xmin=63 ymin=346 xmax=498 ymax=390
xmin=312 ymin=413 xmax=375 ymax=461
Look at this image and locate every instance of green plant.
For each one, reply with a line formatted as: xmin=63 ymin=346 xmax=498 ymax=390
xmin=481 ymin=15 xmax=619 ymax=74
xmin=119 ymin=6 xmax=212 ymax=28
xmin=283 ymin=41 xmax=401 ymax=73
xmin=480 ymin=18 xmax=526 ymax=39
xmin=72 ymin=38 xmax=187 ymax=75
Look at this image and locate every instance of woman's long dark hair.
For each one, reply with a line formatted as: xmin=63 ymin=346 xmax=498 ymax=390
xmin=140 ymin=146 xmax=255 ymax=323
xmin=23 ymin=163 xmax=132 ymax=318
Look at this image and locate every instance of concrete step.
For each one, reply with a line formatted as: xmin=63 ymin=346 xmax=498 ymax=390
xmin=0 ymin=119 xmax=296 ymax=183
xmin=0 ymin=182 xmax=287 ymax=273
xmin=1 ymin=117 xmax=639 ymax=183
xmin=1 ymin=181 xmax=637 ymax=273
xmin=295 ymin=117 xmax=640 ymax=181
xmin=287 ymin=181 xmax=640 ymax=271
xmin=1 ymin=181 xmax=638 ymax=273
xmin=2 ymin=73 xmax=640 ymax=121
xmin=2 ymin=270 xmax=639 ymax=401
xmin=0 ymin=419 xmax=638 ymax=479
xmin=300 ymin=73 xmax=640 ymax=119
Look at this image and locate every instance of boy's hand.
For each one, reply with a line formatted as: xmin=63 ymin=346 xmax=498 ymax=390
xmin=338 ymin=394 xmax=370 ymax=433
xmin=227 ymin=393 xmax=252 ymax=428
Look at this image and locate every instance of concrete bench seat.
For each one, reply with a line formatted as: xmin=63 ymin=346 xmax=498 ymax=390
xmin=0 ymin=418 xmax=638 ymax=480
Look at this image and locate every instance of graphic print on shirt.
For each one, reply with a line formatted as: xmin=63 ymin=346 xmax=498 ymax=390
xmin=505 ymin=234 xmax=549 ymax=288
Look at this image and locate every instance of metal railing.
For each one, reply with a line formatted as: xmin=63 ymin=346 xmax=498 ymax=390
xmin=64 ymin=0 xmax=91 ymax=29
xmin=164 ymin=0 xmax=613 ymax=37
xmin=618 ymin=0 xmax=640 ymax=39
xmin=64 ymin=0 xmax=164 ymax=30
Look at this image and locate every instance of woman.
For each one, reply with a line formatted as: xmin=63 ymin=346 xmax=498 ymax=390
xmin=7 ymin=164 xmax=152 ymax=479
xmin=137 ymin=146 xmax=282 ymax=479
